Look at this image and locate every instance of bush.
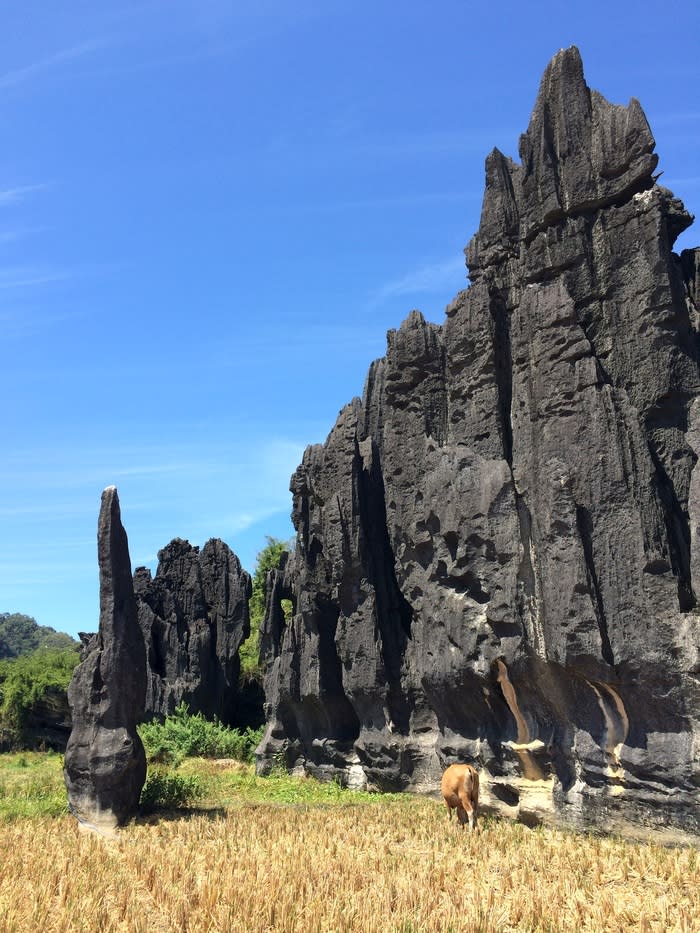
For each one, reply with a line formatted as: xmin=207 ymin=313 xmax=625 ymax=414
xmin=0 ymin=648 xmax=80 ymax=749
xmin=138 ymin=704 xmax=263 ymax=767
xmin=140 ymin=769 xmax=203 ymax=812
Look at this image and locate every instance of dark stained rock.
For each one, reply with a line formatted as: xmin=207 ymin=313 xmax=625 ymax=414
xmin=64 ymin=487 xmax=147 ymax=832
xmin=257 ymin=47 xmax=700 ymax=842
xmin=134 ymin=537 xmax=251 ymax=725
xmin=21 ymin=688 xmax=72 ymax=751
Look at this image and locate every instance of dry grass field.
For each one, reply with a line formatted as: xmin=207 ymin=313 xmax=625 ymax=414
xmin=0 ymin=755 xmax=698 ymax=933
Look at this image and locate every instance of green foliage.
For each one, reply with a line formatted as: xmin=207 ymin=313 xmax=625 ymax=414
xmin=138 ymin=703 xmax=263 ymax=767
xmin=0 ymin=613 xmax=78 ymax=660
xmin=249 ymin=536 xmax=291 ymax=625
xmin=239 ymin=535 xmax=293 ymax=682
xmin=237 ymin=637 xmax=261 ymax=683
xmin=0 ymin=648 xmax=80 ymax=749
xmin=140 ymin=768 xmax=204 ymax=812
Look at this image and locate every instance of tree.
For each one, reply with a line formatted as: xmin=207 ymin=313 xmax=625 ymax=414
xmin=0 ymin=647 xmax=80 ymax=749
xmin=239 ymin=536 xmax=293 ymax=682
xmin=0 ymin=613 xmax=78 ymax=660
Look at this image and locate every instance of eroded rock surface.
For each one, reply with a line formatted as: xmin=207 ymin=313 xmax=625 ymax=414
xmin=64 ymin=487 xmax=147 ymax=831
xmin=134 ymin=538 xmax=251 ymax=725
xmin=258 ymin=47 xmax=700 ymax=841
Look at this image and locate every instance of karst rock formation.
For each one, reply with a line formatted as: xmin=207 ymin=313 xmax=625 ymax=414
xmin=134 ymin=538 xmax=252 ymax=724
xmin=64 ymin=487 xmax=147 ymax=832
xmin=257 ymin=47 xmax=700 ymax=841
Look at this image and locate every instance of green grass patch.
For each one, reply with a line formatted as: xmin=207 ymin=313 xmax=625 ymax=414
xmin=0 ymin=748 xmax=408 ymax=821
xmin=0 ymin=751 xmax=68 ymax=820
xmin=177 ymin=757 xmax=406 ymax=809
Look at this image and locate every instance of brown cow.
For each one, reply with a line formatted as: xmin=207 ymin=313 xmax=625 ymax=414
xmin=440 ymin=763 xmax=479 ymax=832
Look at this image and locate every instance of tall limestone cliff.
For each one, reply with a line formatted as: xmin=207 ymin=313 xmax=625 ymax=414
xmin=257 ymin=47 xmax=700 ymax=840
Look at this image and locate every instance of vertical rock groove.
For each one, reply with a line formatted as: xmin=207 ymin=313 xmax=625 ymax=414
xmin=489 ymin=293 xmax=514 ymax=466
xmin=576 ymin=505 xmax=615 ymax=667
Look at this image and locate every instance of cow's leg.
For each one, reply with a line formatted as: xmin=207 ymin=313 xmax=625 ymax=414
xmin=458 ymin=789 xmax=473 ymax=831
xmin=467 ymin=807 xmax=475 ymax=832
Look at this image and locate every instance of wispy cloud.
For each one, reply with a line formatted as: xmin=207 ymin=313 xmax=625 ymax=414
xmin=0 ymin=562 xmax=94 ymax=586
xmin=0 ymin=260 xmax=118 ymax=304
xmin=0 ymin=228 xmax=46 ymax=244
xmin=0 ymin=502 xmax=93 ymax=519
xmin=355 ymin=131 xmax=513 ymax=161
xmin=368 ymin=256 xmax=466 ymax=310
xmin=0 ymin=437 xmax=305 ymax=499
xmin=170 ymin=437 xmax=305 ymax=541
xmin=223 ymin=507 xmax=284 ymax=537
xmin=109 ymin=463 xmax=198 ymax=478
xmin=0 ymin=457 xmax=205 ymax=489
xmin=264 ymin=126 xmax=517 ymax=168
xmin=0 ymin=266 xmax=75 ymax=290
xmin=0 ymin=306 xmax=92 ymax=341
xmin=0 ymin=184 xmax=49 ymax=206
xmin=296 ymin=189 xmax=480 ymax=215
xmin=86 ymin=40 xmax=241 ymax=79
xmin=0 ymin=39 xmax=107 ymax=90
xmin=0 ymin=434 xmax=305 ymax=616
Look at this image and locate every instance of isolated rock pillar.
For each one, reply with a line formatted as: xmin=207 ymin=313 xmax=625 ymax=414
xmin=64 ymin=486 xmax=147 ymax=831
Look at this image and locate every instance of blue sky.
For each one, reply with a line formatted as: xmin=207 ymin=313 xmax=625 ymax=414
xmin=1 ymin=0 xmax=698 ymax=638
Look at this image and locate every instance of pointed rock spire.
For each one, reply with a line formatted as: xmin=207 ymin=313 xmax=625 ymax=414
xmin=64 ymin=487 xmax=147 ymax=833
xmin=518 ymin=45 xmax=658 ymax=236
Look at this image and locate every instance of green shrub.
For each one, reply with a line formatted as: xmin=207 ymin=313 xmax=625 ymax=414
xmin=138 ymin=703 xmax=263 ymax=767
xmin=0 ymin=648 xmax=80 ymax=749
xmin=140 ymin=768 xmax=204 ymax=812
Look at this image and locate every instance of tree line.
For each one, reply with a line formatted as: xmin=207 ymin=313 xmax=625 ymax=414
xmin=0 ymin=613 xmax=77 ymax=660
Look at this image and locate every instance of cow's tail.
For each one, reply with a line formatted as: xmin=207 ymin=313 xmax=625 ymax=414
xmin=465 ymin=766 xmax=479 ymax=803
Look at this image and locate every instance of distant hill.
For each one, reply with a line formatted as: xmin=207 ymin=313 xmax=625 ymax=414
xmin=0 ymin=613 xmax=78 ymax=659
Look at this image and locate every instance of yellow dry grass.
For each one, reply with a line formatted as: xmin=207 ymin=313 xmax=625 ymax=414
xmin=0 ymin=796 xmax=697 ymax=933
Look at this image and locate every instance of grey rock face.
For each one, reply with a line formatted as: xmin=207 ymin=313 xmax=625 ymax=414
xmin=64 ymin=487 xmax=147 ymax=831
xmin=258 ymin=47 xmax=700 ymax=841
xmin=134 ymin=537 xmax=251 ymax=725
